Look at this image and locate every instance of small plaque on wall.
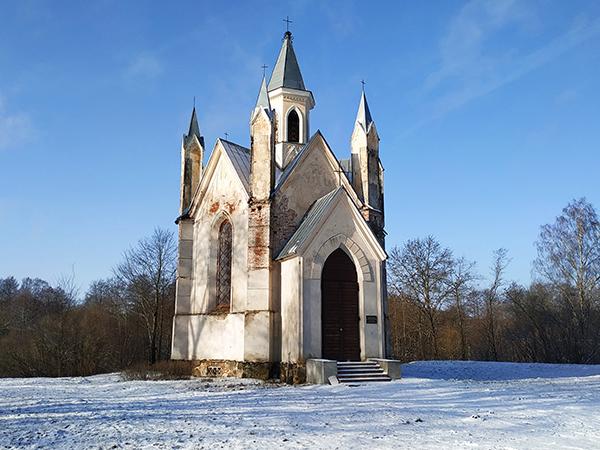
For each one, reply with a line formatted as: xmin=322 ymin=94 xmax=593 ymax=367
xmin=366 ymin=315 xmax=378 ymax=324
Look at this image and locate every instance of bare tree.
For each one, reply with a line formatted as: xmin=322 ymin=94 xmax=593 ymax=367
xmin=483 ymin=248 xmax=509 ymax=361
xmin=534 ymin=198 xmax=600 ymax=362
xmin=388 ymin=236 xmax=454 ymax=359
xmin=448 ymin=257 xmax=477 ymax=360
xmin=115 ymin=228 xmax=176 ymax=365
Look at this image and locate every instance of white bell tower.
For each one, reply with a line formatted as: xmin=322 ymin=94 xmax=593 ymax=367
xmin=267 ymin=31 xmax=315 ymax=169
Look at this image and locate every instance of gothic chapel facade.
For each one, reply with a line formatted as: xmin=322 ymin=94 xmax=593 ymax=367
xmin=171 ymin=31 xmax=389 ymax=380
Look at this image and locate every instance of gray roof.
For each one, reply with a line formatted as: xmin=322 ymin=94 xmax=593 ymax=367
xmin=339 ymin=158 xmax=351 ymax=174
xmin=219 ymin=139 xmax=250 ymax=193
xmin=276 ymin=187 xmax=342 ymax=260
xmin=255 ymin=76 xmax=271 ymax=110
xmin=356 ymin=90 xmax=374 ymax=131
xmin=268 ymin=32 xmax=306 ymax=91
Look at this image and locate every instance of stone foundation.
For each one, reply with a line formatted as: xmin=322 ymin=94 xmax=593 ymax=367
xmin=178 ymin=359 xmax=308 ymax=384
xmin=279 ymin=361 xmax=306 ymax=384
xmin=191 ymin=360 xmax=275 ymax=380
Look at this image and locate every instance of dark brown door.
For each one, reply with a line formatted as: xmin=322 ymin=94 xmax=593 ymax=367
xmin=321 ymin=249 xmax=360 ymax=361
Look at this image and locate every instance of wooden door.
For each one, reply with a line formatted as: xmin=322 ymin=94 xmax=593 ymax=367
xmin=321 ymin=249 xmax=360 ymax=361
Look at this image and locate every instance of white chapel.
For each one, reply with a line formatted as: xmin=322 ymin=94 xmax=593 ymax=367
xmin=171 ymin=30 xmax=390 ymax=382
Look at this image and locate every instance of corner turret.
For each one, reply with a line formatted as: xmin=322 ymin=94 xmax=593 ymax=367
xmin=180 ymin=106 xmax=204 ymax=214
xmin=350 ymin=89 xmax=385 ymax=244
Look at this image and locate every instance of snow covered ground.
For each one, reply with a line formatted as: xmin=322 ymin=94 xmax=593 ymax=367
xmin=1 ymin=361 xmax=600 ymax=449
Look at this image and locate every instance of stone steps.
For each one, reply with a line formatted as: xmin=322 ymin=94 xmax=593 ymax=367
xmin=336 ymin=361 xmax=392 ymax=383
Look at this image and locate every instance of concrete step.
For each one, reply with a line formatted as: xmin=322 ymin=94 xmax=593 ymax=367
xmin=337 ymin=371 xmax=389 ymax=378
xmin=337 ymin=375 xmax=391 ymax=383
xmin=337 ymin=360 xmax=377 ymax=364
xmin=337 ymin=367 xmax=385 ymax=374
xmin=335 ymin=360 xmax=392 ymax=383
xmin=337 ymin=362 xmax=379 ymax=368
xmin=338 ymin=367 xmax=379 ymax=370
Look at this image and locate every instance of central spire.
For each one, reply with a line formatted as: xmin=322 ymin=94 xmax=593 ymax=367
xmin=268 ymin=31 xmax=306 ymax=91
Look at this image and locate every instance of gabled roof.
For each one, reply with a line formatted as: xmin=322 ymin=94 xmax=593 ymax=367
xmin=272 ymin=130 xmax=362 ymax=207
xmin=276 ymin=188 xmax=341 ymax=259
xmin=276 ymin=186 xmax=387 ymax=261
xmin=219 ymin=139 xmax=251 ymax=193
xmin=188 ymin=138 xmax=250 ymax=217
xmin=268 ymin=31 xmax=306 ymax=91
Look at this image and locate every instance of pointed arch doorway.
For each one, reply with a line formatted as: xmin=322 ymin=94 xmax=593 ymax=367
xmin=321 ymin=248 xmax=360 ymax=361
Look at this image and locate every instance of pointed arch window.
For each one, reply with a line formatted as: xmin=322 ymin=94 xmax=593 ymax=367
xmin=216 ymin=220 xmax=232 ymax=309
xmin=287 ymin=109 xmax=300 ymax=143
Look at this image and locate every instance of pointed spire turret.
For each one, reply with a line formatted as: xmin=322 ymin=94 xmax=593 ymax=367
xmin=268 ymin=32 xmax=306 ymax=91
xmin=349 ymin=86 xmax=384 ymax=243
xmin=255 ymin=76 xmax=271 ymax=111
xmin=187 ymin=107 xmax=201 ymax=141
xmin=355 ymin=90 xmax=374 ymax=132
xmin=180 ymin=105 xmax=204 ymax=214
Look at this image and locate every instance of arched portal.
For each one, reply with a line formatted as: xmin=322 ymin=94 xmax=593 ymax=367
xmin=321 ymin=248 xmax=360 ymax=361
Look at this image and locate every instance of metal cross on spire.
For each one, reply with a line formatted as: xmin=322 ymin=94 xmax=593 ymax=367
xmin=261 ymin=64 xmax=268 ymax=77
xmin=361 ymin=79 xmax=366 ymax=91
xmin=283 ymin=16 xmax=293 ymax=32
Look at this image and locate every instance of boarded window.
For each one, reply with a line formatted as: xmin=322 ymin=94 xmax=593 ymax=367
xmin=216 ymin=220 xmax=232 ymax=309
xmin=287 ymin=109 xmax=300 ymax=143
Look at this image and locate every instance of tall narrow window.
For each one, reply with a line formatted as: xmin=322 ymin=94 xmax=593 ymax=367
xmin=287 ymin=109 xmax=300 ymax=143
xmin=216 ymin=220 xmax=232 ymax=309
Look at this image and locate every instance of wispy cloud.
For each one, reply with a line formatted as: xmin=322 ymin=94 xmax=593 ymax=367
xmin=404 ymin=1 xmax=600 ymax=135
xmin=0 ymin=95 xmax=32 ymax=150
xmin=555 ymin=88 xmax=578 ymax=105
xmin=124 ymin=52 xmax=164 ymax=81
xmin=425 ymin=0 xmax=532 ymax=91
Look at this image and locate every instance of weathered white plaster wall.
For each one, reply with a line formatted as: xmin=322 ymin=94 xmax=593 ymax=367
xmin=172 ymin=145 xmax=249 ymax=361
xmin=191 ymin=151 xmax=249 ymax=315
xmin=280 ymin=257 xmax=302 ymax=362
xmin=172 ymin=313 xmax=245 ymax=360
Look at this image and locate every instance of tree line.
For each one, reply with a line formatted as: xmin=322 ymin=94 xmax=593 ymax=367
xmin=0 ymin=228 xmax=176 ymax=377
xmin=1 ymin=199 xmax=598 ymax=378
xmin=387 ymin=198 xmax=600 ymax=364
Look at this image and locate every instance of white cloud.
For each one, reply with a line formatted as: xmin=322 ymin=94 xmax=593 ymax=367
xmin=0 ymin=95 xmax=32 ymax=150
xmin=555 ymin=88 xmax=578 ymax=104
xmin=425 ymin=0 xmax=532 ymax=90
xmin=429 ymin=15 xmax=600 ymax=116
xmin=124 ymin=53 xmax=164 ymax=81
xmin=402 ymin=2 xmax=600 ymax=135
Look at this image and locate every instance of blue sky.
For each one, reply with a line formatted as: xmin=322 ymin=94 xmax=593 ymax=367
xmin=1 ymin=0 xmax=599 ymax=292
